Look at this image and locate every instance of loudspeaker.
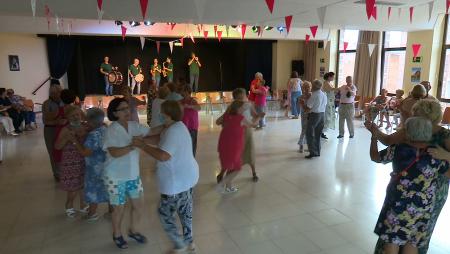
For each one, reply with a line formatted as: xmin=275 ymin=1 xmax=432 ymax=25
xmin=291 ymin=60 xmax=304 ymax=76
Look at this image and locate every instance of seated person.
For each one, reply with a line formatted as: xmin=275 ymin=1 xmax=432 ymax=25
xmin=365 ymin=89 xmax=389 ymax=127
xmin=6 ymin=89 xmax=36 ymax=130
xmin=0 ymin=88 xmax=23 ymax=133
xmin=386 ymin=89 xmax=405 ymax=128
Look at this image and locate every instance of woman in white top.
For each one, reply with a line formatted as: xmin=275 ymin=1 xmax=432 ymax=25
xmin=150 ymin=85 xmax=170 ymax=131
xmin=103 ymin=97 xmax=151 ymax=249
xmin=132 ymin=100 xmax=199 ymax=253
xmin=321 ymin=72 xmax=336 ymax=139
xmin=288 ymin=71 xmax=302 ymax=119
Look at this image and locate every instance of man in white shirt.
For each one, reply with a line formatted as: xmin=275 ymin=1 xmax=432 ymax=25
xmin=305 ymin=79 xmax=327 ymax=159
xmin=337 ymin=76 xmax=357 ymax=139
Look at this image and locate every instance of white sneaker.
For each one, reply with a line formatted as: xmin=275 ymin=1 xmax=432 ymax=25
xmin=65 ymin=208 xmax=76 ymax=218
xmin=221 ymin=186 xmax=239 ymax=194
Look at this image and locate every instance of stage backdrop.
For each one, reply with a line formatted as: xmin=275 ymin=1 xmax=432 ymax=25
xmin=59 ymin=35 xmax=273 ymax=99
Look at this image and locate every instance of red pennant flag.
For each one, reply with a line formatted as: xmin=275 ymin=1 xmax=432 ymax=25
xmin=45 ymin=4 xmax=51 ymax=30
xmin=372 ymin=6 xmax=377 ymax=20
xmin=366 ymin=0 xmax=375 ymax=20
xmin=203 ymin=30 xmax=209 ymax=39
xmin=156 ymin=41 xmax=160 ymax=54
xmin=171 ymin=23 xmax=176 ymax=30
xmin=97 ymin=0 xmax=103 ymax=10
xmin=217 ymin=31 xmax=223 ymax=42
xmin=265 ymin=0 xmax=275 ymax=13
xmin=257 ymin=26 xmax=262 ymax=37
xmin=140 ymin=0 xmax=149 ymax=19
xmin=241 ymin=24 xmax=247 ymax=39
xmin=121 ymin=25 xmax=127 ymax=41
xmin=310 ymin=25 xmax=318 ymax=38
xmin=412 ymin=44 xmax=421 ymax=58
xmin=388 ymin=7 xmax=392 ymax=20
xmin=409 ymin=7 xmax=414 ymax=23
xmin=214 ymin=25 xmax=218 ymax=37
xmin=305 ymin=34 xmax=310 ymax=43
xmin=285 ymin=15 xmax=293 ymax=34
xmin=343 ymin=42 xmax=349 ymax=52
xmin=180 ymin=37 xmax=184 ymax=47
xmin=447 ymin=0 xmax=450 ymax=14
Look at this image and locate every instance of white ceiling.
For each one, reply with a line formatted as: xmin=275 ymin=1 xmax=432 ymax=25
xmin=0 ymin=0 xmax=446 ymax=33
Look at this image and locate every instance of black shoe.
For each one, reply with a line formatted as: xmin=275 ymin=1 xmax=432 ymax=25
xmin=320 ymin=133 xmax=328 ymax=139
xmin=305 ymin=154 xmax=318 ymax=159
xmin=337 ymin=135 xmax=344 ymax=139
xmin=349 ymin=135 xmax=354 ymax=138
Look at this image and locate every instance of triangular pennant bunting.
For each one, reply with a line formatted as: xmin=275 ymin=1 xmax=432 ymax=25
xmin=97 ymin=0 xmax=103 ymax=10
xmin=285 ymin=15 xmax=293 ymax=34
xmin=265 ymin=0 xmax=275 ymax=13
xmin=68 ymin=21 xmax=72 ymax=36
xmin=343 ymin=42 xmax=349 ymax=52
xmin=203 ymin=30 xmax=209 ymax=39
xmin=140 ymin=0 xmax=149 ymax=19
xmin=310 ymin=25 xmax=318 ymax=38
xmin=388 ymin=6 xmax=391 ymax=20
xmin=257 ymin=26 xmax=262 ymax=37
xmin=197 ymin=24 xmax=201 ymax=35
xmin=366 ymin=0 xmax=375 ymax=20
xmin=55 ymin=15 xmax=60 ymax=35
xmin=190 ymin=33 xmax=195 ymax=43
xmin=323 ymin=40 xmax=329 ymax=50
xmin=140 ymin=36 xmax=145 ymax=50
xmin=156 ymin=41 xmax=160 ymax=54
xmin=241 ymin=24 xmax=247 ymax=39
xmin=409 ymin=7 xmax=414 ymax=23
xmin=214 ymin=25 xmax=218 ymax=37
xmin=97 ymin=8 xmax=104 ymax=23
xmin=412 ymin=44 xmax=421 ymax=58
xmin=447 ymin=0 xmax=450 ymax=14
xmin=226 ymin=25 xmax=230 ymax=37
xmin=45 ymin=4 xmax=51 ymax=30
xmin=368 ymin=44 xmax=376 ymax=57
xmin=305 ymin=34 xmax=310 ymax=43
xmin=169 ymin=41 xmax=174 ymax=53
xmin=31 ymin=0 xmax=36 ymax=17
xmin=217 ymin=31 xmax=223 ymax=42
xmin=371 ymin=6 xmax=377 ymax=20
xmin=317 ymin=6 xmax=327 ymax=28
xmin=121 ymin=25 xmax=127 ymax=41
xmin=180 ymin=37 xmax=184 ymax=47
xmin=428 ymin=1 xmax=434 ymax=22
xmin=171 ymin=23 xmax=176 ymax=30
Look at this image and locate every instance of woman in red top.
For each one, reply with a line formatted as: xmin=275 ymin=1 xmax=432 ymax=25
xmin=181 ymin=85 xmax=201 ymax=157
xmin=248 ymin=72 xmax=263 ymax=102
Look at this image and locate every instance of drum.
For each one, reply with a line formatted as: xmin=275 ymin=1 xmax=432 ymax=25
xmin=108 ymin=71 xmax=123 ymax=85
xmin=135 ymin=73 xmax=144 ymax=83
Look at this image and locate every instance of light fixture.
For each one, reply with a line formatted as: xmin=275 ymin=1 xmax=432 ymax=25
xmin=264 ymin=26 xmax=273 ymax=31
xmin=115 ymin=20 xmax=123 ymax=26
xmin=144 ymin=21 xmax=155 ymax=26
xmin=129 ymin=21 xmax=141 ymax=27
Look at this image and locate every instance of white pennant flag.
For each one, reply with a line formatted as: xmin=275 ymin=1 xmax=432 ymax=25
xmin=169 ymin=41 xmax=174 ymax=53
xmin=140 ymin=36 xmax=145 ymax=50
xmin=317 ymin=6 xmax=327 ymax=28
xmin=323 ymin=40 xmax=329 ymax=50
xmin=97 ymin=8 xmax=104 ymax=23
xmin=67 ymin=22 xmax=72 ymax=36
xmin=31 ymin=0 xmax=36 ymax=17
xmin=368 ymin=44 xmax=376 ymax=57
xmin=428 ymin=1 xmax=434 ymax=22
xmin=55 ymin=15 xmax=60 ymax=34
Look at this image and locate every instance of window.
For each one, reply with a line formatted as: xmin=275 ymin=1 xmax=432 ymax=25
xmin=381 ymin=31 xmax=407 ymax=93
xmin=439 ymin=15 xmax=450 ymax=101
xmin=337 ymin=30 xmax=359 ymax=85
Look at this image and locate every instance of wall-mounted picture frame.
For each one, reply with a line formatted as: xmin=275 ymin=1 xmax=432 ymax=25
xmin=8 ymin=55 xmax=20 ymax=71
xmin=411 ymin=67 xmax=421 ymax=83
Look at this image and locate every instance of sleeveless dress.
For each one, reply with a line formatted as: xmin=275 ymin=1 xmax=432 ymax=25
xmin=218 ymin=113 xmax=245 ymax=171
xmin=60 ymin=130 xmax=86 ymax=192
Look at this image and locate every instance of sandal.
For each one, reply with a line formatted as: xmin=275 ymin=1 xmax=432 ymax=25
xmin=128 ymin=231 xmax=147 ymax=244
xmin=65 ymin=208 xmax=76 ymax=218
xmin=113 ymin=235 xmax=128 ymax=249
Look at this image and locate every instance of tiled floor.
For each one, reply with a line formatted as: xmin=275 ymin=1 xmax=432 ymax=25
xmin=1 ymin=111 xmax=450 ymax=254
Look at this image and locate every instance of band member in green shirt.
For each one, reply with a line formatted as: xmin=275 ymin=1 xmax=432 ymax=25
xmin=188 ymin=53 xmax=202 ymax=92
xmin=150 ymin=58 xmax=162 ymax=88
xmin=163 ymin=57 xmax=174 ymax=82
xmin=128 ymin=58 xmax=143 ymax=95
xmin=100 ymin=56 xmax=113 ymax=96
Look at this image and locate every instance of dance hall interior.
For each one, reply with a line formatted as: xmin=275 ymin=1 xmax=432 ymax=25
xmin=2 ymin=0 xmax=450 ymax=253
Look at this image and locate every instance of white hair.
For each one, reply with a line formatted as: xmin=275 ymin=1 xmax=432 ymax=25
xmin=405 ymin=117 xmax=433 ymax=142
xmin=255 ymin=72 xmax=263 ymax=79
xmin=312 ymin=79 xmax=323 ymax=91
xmin=86 ymin=107 xmax=105 ymax=127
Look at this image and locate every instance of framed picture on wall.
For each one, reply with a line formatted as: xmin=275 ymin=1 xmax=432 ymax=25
xmin=411 ymin=67 xmax=421 ymax=83
xmin=8 ymin=55 xmax=20 ymax=71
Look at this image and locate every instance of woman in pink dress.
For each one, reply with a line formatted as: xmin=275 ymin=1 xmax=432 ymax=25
xmin=181 ymin=85 xmax=201 ymax=157
xmin=216 ymin=101 xmax=258 ymax=193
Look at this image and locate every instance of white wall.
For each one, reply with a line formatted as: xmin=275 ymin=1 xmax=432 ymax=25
xmin=0 ymin=33 xmax=50 ymax=104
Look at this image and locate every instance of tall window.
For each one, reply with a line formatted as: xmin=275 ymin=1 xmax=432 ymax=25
xmin=381 ymin=31 xmax=407 ymax=93
xmin=439 ymin=15 xmax=450 ymax=101
xmin=337 ymin=30 xmax=359 ymax=85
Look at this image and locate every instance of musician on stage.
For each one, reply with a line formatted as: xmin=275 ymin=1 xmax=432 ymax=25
xmin=100 ymin=56 xmax=113 ymax=96
xmin=163 ymin=57 xmax=174 ymax=82
xmin=151 ymin=58 xmax=162 ymax=88
xmin=128 ymin=58 xmax=143 ymax=95
xmin=188 ymin=53 xmax=202 ymax=92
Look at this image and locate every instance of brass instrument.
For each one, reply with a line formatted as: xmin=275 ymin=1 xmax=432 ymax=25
xmin=162 ymin=62 xmax=168 ymax=77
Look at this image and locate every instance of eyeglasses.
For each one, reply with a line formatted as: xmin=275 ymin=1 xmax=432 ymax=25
xmin=115 ymin=107 xmax=130 ymax=112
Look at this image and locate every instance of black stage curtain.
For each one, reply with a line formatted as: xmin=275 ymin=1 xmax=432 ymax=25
xmin=46 ymin=36 xmax=76 ymax=85
xmin=63 ymin=35 xmax=273 ymax=98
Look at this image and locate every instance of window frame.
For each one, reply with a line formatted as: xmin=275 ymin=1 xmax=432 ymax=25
xmin=380 ymin=31 xmax=407 ymax=95
xmin=336 ymin=30 xmax=358 ymax=87
xmin=438 ymin=14 xmax=450 ymax=102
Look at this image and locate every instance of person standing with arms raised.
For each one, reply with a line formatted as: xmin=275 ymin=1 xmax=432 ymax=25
xmin=100 ymin=56 xmax=113 ymax=96
xmin=188 ymin=53 xmax=202 ymax=92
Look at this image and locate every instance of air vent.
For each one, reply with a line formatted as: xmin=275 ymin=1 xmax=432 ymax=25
xmin=354 ymin=1 xmax=404 ymax=6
